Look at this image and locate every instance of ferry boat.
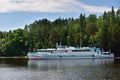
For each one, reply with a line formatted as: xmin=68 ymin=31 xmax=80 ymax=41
xmin=27 ymin=44 xmax=114 ymax=60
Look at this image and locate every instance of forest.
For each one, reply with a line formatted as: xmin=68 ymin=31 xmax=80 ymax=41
xmin=0 ymin=7 xmax=120 ymax=57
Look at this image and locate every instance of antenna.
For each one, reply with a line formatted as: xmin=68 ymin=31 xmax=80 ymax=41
xmin=60 ymin=38 xmax=62 ymax=47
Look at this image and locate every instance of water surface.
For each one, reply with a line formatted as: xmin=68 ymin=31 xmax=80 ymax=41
xmin=0 ymin=58 xmax=120 ymax=80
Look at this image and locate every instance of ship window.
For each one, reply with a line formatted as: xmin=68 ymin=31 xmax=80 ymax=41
xmin=72 ymin=50 xmax=90 ymax=52
xmin=39 ymin=50 xmax=51 ymax=52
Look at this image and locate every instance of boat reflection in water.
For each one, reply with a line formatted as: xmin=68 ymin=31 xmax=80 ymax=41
xmin=28 ymin=59 xmax=114 ymax=71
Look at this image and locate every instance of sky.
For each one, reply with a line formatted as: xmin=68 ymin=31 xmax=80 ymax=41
xmin=0 ymin=0 xmax=119 ymax=31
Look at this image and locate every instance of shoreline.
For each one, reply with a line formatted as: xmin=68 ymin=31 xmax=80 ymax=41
xmin=0 ymin=56 xmax=28 ymax=59
xmin=0 ymin=56 xmax=120 ymax=59
xmin=114 ymin=57 xmax=120 ymax=59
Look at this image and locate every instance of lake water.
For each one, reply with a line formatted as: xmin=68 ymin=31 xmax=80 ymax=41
xmin=0 ymin=58 xmax=120 ymax=80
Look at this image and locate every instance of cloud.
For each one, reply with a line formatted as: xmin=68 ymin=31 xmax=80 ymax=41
xmin=0 ymin=0 xmax=117 ymax=13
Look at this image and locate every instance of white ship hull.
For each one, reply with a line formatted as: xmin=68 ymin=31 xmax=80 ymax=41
xmin=28 ymin=52 xmax=114 ymax=60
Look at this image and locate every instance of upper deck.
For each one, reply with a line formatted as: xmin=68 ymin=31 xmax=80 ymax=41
xmin=37 ymin=46 xmax=100 ymax=53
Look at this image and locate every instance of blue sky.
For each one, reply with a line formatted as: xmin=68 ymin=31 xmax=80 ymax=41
xmin=0 ymin=0 xmax=119 ymax=31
